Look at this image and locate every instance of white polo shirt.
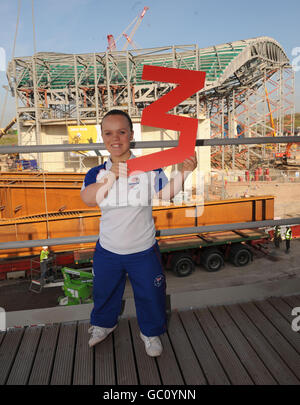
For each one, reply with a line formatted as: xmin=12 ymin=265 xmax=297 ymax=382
xmin=82 ymin=153 xmax=168 ymax=254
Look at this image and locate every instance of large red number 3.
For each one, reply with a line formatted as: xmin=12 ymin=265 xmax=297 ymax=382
xmin=127 ymin=65 xmax=206 ymax=174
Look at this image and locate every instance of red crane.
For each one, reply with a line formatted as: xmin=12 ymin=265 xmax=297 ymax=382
xmin=122 ymin=33 xmax=140 ymax=50
xmin=107 ymin=34 xmax=116 ymax=51
xmin=107 ymin=6 xmax=149 ymax=52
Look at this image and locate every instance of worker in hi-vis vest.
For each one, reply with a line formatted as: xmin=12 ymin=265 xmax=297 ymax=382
xmin=40 ymin=246 xmax=49 ymax=280
xmin=285 ymin=227 xmax=292 ymax=253
xmin=274 ymin=225 xmax=282 ymax=248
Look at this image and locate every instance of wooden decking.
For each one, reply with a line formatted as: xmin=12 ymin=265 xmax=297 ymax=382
xmin=0 ymin=295 xmax=300 ymax=385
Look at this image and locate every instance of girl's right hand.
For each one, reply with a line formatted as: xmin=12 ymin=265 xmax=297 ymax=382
xmin=109 ymin=162 xmax=129 ymax=180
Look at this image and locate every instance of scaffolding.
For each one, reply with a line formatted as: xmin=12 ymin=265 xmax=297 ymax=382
xmin=6 ymin=36 xmax=294 ymax=169
xmin=209 ymin=66 xmax=295 ymax=169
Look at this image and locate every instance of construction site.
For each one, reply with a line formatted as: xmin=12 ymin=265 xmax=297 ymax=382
xmin=0 ymin=4 xmax=300 ymax=388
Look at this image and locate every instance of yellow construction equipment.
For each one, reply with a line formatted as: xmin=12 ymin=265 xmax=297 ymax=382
xmin=265 ymin=87 xmax=276 ymax=137
xmin=0 ymin=117 xmax=17 ymax=139
xmin=265 ymin=87 xmax=276 ymax=151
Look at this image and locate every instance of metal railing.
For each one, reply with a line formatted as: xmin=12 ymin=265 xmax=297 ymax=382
xmin=0 ymin=136 xmax=300 ymax=154
xmin=1 ymin=135 xmax=300 ymax=250
xmin=0 ymin=218 xmax=299 ymax=251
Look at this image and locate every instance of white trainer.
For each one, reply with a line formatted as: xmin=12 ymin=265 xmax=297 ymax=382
xmin=140 ymin=332 xmax=163 ymax=357
xmin=88 ymin=325 xmax=117 ymax=347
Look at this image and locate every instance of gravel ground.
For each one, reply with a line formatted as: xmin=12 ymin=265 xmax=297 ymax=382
xmin=0 ymin=280 xmax=63 ymax=312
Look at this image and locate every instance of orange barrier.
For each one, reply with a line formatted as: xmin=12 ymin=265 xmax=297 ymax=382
xmin=0 ymin=171 xmax=87 ymax=218
xmin=0 ymin=184 xmax=91 ymax=218
xmin=0 ymin=196 xmax=274 ymax=259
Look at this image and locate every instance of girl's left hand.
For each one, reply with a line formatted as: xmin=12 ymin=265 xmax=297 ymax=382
xmin=182 ymin=153 xmax=197 ymax=173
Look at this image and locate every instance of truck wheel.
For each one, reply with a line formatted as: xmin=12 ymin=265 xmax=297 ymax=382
xmin=171 ymin=253 xmax=195 ymax=277
xmin=201 ymin=248 xmax=224 ymax=272
xmin=229 ymin=244 xmax=252 ymax=267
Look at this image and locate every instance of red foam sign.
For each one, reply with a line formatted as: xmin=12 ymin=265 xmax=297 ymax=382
xmin=127 ymin=65 xmax=206 ymax=175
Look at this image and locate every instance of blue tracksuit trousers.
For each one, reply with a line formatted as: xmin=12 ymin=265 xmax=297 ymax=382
xmin=91 ymin=240 xmax=167 ymax=337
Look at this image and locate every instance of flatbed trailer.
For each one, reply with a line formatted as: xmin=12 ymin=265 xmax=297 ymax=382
xmin=67 ymin=227 xmax=270 ymax=278
xmin=0 ymin=227 xmax=272 ymax=282
xmin=158 ymin=228 xmax=270 ymax=276
xmin=54 ymin=228 xmax=271 ymax=305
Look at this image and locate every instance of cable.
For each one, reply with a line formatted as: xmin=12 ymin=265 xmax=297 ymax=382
xmin=31 ymin=0 xmax=49 ymax=235
xmin=12 ymin=0 xmax=21 ymax=59
xmin=31 ymin=0 xmax=37 ymax=55
xmin=0 ymin=89 xmax=8 ymax=130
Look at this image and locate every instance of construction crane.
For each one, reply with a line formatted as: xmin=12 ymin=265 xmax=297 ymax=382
xmin=107 ymin=6 xmax=149 ymax=52
xmin=122 ymin=33 xmax=140 ymax=50
xmin=276 ymin=141 xmax=300 ymax=165
xmin=282 ymin=142 xmax=293 ymax=164
xmin=107 ymin=34 xmax=116 ymax=52
xmin=265 ymin=87 xmax=276 ymax=138
xmin=0 ymin=117 xmax=17 ymax=139
xmin=122 ymin=6 xmax=148 ymax=50
xmin=264 ymin=87 xmax=277 ymax=154
xmin=265 ymin=86 xmax=300 ymax=165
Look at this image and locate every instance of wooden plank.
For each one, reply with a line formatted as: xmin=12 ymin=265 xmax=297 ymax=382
xmin=268 ymin=297 xmax=296 ymax=324
xmin=167 ymin=311 xmax=206 ymax=385
xmin=283 ymin=296 xmax=300 ymax=337
xmin=6 ymin=326 xmax=42 ymax=385
xmin=240 ymin=302 xmax=300 ymax=381
xmin=179 ymin=310 xmax=230 ymax=385
xmin=292 ymin=295 xmax=300 ymax=304
xmin=232 ymin=230 xmax=250 ymax=238
xmin=156 ymin=332 xmax=185 ymax=385
xmin=288 ymin=294 xmax=300 ymax=303
xmin=0 ymin=331 xmax=5 ymax=346
xmin=0 ymin=328 xmax=24 ymax=385
xmin=114 ymin=319 xmax=138 ymax=385
xmin=28 ymin=324 xmax=60 ymax=385
xmin=254 ymin=300 xmax=300 ymax=355
xmin=129 ymin=318 xmax=161 ymax=385
xmin=73 ymin=320 xmax=93 ymax=385
xmin=50 ymin=322 xmax=77 ymax=385
xmin=226 ymin=304 xmax=298 ymax=385
xmin=198 ymin=235 xmax=214 ymax=243
xmin=159 ymin=238 xmax=203 ymax=251
xmin=210 ymin=305 xmax=276 ymax=385
xmin=282 ymin=295 xmax=300 ymax=309
xmin=195 ymin=308 xmax=253 ymax=385
xmin=94 ymin=332 xmax=115 ymax=385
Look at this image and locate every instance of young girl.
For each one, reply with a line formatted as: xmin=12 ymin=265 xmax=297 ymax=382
xmin=80 ymin=109 xmax=197 ymax=357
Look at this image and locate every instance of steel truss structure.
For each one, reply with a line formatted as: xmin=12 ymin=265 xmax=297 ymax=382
xmin=6 ymin=36 xmax=294 ymax=168
xmin=210 ymin=66 xmax=295 ymax=170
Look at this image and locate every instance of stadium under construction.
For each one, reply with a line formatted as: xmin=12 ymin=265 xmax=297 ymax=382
xmin=1 ymin=34 xmax=299 ymax=262
xmin=5 ymin=36 xmax=296 ymax=174
xmin=2 ymin=27 xmax=300 ymax=387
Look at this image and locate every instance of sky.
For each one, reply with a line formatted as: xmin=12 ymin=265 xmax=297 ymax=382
xmin=0 ymin=0 xmax=299 ymax=127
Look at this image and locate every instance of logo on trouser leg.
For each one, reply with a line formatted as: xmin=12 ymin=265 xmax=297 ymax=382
xmin=154 ymin=274 xmax=164 ymax=288
xmin=0 ymin=307 xmax=6 ymax=331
